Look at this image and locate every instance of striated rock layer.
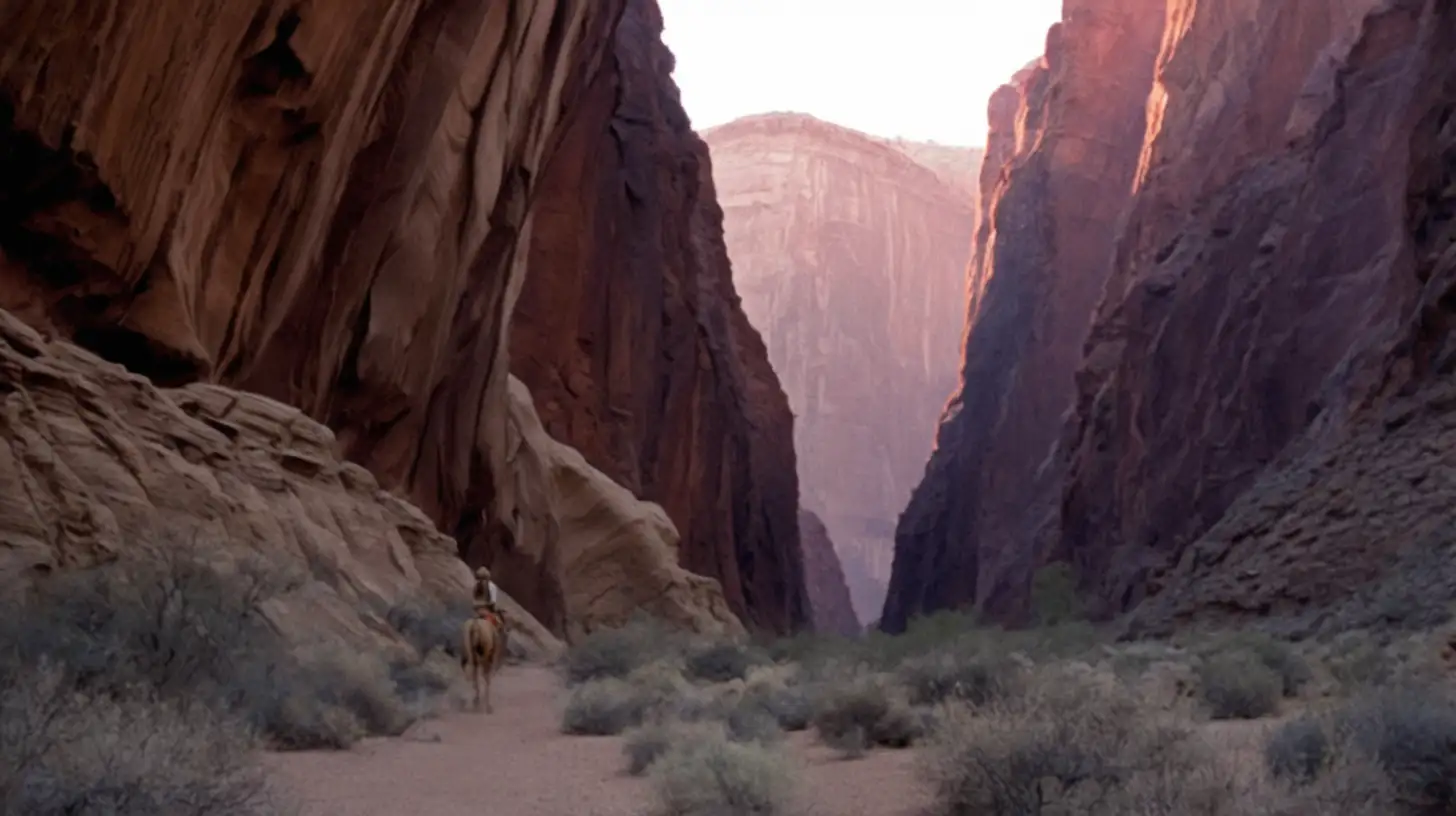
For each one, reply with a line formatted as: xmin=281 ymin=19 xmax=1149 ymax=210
xmin=0 ymin=0 xmax=793 ymax=635
xmin=883 ymin=1 xmax=1167 ymax=631
xmin=704 ymin=112 xmax=978 ymax=623
xmin=509 ymin=2 xmax=808 ymax=634
xmin=797 ymin=510 xmax=860 ymax=636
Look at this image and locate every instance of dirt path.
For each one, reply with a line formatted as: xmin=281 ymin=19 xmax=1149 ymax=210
xmin=267 ymin=665 xmax=931 ymax=816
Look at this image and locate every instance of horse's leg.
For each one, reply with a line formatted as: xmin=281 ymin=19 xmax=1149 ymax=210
xmin=472 ymin=660 xmax=483 ymax=711
xmin=484 ymin=644 xmax=495 ymax=714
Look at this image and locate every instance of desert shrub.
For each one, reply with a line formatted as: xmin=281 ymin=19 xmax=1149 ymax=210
xmin=811 ymin=674 xmax=922 ymax=756
xmin=389 ymin=648 xmax=460 ymax=708
xmin=0 ymin=545 xmax=446 ymax=755
xmin=0 ymin=661 xmax=284 ymax=816
xmin=1200 ymin=631 xmax=1312 ymax=698
xmin=624 ymin=720 xmax=726 ymax=777
xmin=560 ymin=678 xmax=659 ymax=736
xmin=1195 ymin=651 xmax=1282 ymax=720
xmin=919 ymin=665 xmax=1205 ymax=815
xmin=649 ymin=732 xmax=794 ymax=816
xmin=562 ymin=615 xmax=685 ymax=686
xmin=1338 ymin=684 xmax=1456 ymax=811
xmin=742 ymin=681 xmax=812 ymax=732
xmin=1029 ymin=562 xmax=1082 ymax=625
xmin=900 ymin=650 xmax=1020 ymax=707
xmin=684 ymin=641 xmax=765 ymax=684
xmin=723 ymin=698 xmax=784 ymax=745
xmin=1326 ymin=632 xmax=1396 ymax=691
xmin=1265 ymin=715 xmax=1332 ymax=783
xmin=385 ymin=594 xmax=472 ymax=659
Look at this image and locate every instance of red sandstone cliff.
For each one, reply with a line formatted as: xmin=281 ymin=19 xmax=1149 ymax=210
xmin=509 ymin=2 xmax=809 ymax=633
xmin=798 ymin=510 xmax=860 ymax=636
xmin=1088 ymin=0 xmax=1456 ymax=636
xmin=704 ymin=113 xmax=979 ymax=623
xmin=889 ymin=0 xmax=1456 ymax=637
xmin=882 ymin=1 xmax=1167 ymax=631
xmin=0 ymin=0 xmax=804 ymax=636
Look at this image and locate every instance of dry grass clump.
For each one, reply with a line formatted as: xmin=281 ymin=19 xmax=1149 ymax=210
xmin=648 ymin=730 xmax=796 ymax=816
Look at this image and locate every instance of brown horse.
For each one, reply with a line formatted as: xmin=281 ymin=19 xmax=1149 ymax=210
xmin=460 ymin=608 xmax=505 ymax=712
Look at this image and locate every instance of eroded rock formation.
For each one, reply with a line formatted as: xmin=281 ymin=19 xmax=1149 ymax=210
xmin=797 ymin=510 xmax=860 ymax=636
xmin=509 ymin=2 xmax=808 ymax=634
xmin=0 ymin=0 xmax=798 ymax=636
xmin=704 ymin=113 xmax=979 ymax=622
xmin=890 ymin=0 xmax=1456 ymax=637
xmin=883 ymin=1 xmax=1167 ymax=630
xmin=0 ymin=308 xmax=564 ymax=661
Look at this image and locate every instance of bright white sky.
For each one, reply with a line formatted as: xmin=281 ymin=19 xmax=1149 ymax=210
xmin=657 ymin=1 xmax=1064 ymax=147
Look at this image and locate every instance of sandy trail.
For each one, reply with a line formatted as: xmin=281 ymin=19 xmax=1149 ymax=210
xmin=268 ymin=665 xmax=931 ymax=816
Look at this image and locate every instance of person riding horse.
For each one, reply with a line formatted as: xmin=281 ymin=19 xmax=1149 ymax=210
xmin=472 ymin=567 xmax=506 ymax=630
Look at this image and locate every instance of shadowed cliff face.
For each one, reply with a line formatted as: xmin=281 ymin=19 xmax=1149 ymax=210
xmin=797 ymin=510 xmax=860 ymax=636
xmin=508 ymin=1 xmax=809 ymax=633
xmin=0 ymin=0 xmax=799 ymax=635
xmin=1062 ymin=0 xmax=1441 ymax=622
xmin=890 ymin=0 xmax=1456 ymax=636
xmin=1117 ymin=0 xmax=1456 ymax=637
xmin=882 ymin=0 xmax=1167 ymax=631
xmin=704 ymin=113 xmax=979 ymax=623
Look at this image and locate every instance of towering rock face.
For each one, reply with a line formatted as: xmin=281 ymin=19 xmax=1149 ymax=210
xmin=797 ymin=510 xmax=860 ymax=636
xmin=882 ymin=1 xmax=1168 ymax=631
xmin=509 ymin=3 xmax=809 ymax=634
xmin=890 ymin=0 xmax=1456 ymax=636
xmin=704 ymin=113 xmax=979 ymax=622
xmin=0 ymin=0 xmax=797 ymax=636
xmin=1083 ymin=0 xmax=1456 ymax=634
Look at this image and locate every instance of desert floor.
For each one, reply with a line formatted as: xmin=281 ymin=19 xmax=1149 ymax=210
xmin=267 ymin=665 xmax=933 ymax=816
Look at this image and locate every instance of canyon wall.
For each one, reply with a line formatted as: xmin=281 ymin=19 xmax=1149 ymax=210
xmin=797 ymin=510 xmax=860 ymax=636
xmin=0 ymin=0 xmax=800 ymax=636
xmin=883 ymin=1 xmax=1168 ymax=630
xmin=1097 ymin=0 xmax=1456 ymax=635
xmin=509 ymin=3 xmax=809 ymax=634
xmin=703 ymin=113 xmax=979 ymax=622
xmin=890 ymin=0 xmax=1456 ymax=636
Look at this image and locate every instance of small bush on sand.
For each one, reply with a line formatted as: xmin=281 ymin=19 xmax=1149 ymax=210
xmin=919 ymin=664 xmax=1222 ymax=815
xmin=562 ymin=615 xmax=684 ymax=686
xmin=684 ymin=641 xmax=765 ymax=684
xmin=1265 ymin=714 xmax=1332 ymax=783
xmin=1339 ymin=684 xmax=1456 ymax=811
xmin=1195 ymin=650 xmax=1282 ymax=720
xmin=624 ymin=720 xmax=730 ymax=777
xmin=743 ymin=680 xmax=812 ymax=732
xmin=649 ymin=732 xmax=795 ymax=816
xmin=561 ymin=678 xmax=659 ymax=736
xmin=1199 ymin=631 xmax=1311 ymax=698
xmin=811 ymin=674 xmax=922 ymax=756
